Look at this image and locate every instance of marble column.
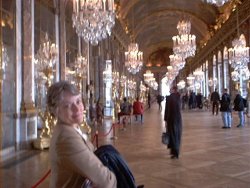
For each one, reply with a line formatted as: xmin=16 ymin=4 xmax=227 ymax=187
xmin=58 ymin=0 xmax=66 ymax=80
xmin=20 ymin=0 xmax=35 ymax=113
xmin=0 ymin=0 xmax=2 ymax=152
xmin=18 ymin=0 xmax=37 ymax=149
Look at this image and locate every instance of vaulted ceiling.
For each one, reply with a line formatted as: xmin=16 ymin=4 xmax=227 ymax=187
xmin=116 ymin=0 xmax=235 ymax=72
xmin=44 ymin=0 xmax=238 ymax=76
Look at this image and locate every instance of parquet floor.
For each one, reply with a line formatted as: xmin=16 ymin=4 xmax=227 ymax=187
xmin=1 ymin=103 xmax=250 ymax=188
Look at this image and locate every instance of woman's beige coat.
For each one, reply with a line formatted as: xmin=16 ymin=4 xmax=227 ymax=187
xmin=49 ymin=124 xmax=117 ymax=188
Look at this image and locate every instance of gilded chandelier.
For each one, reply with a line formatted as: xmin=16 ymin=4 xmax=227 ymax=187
xmin=172 ymin=20 xmax=196 ymax=59
xmin=125 ymin=43 xmax=143 ymax=74
xmin=72 ymin=0 xmax=115 ymax=45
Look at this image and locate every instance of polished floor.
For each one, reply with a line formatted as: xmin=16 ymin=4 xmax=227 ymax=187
xmin=1 ymin=103 xmax=250 ymax=188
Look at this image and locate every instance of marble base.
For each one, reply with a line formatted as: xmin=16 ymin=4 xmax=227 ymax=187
xmin=33 ymin=137 xmax=50 ymax=150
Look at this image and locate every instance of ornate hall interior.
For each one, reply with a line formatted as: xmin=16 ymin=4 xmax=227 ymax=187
xmin=0 ymin=0 xmax=250 ymax=187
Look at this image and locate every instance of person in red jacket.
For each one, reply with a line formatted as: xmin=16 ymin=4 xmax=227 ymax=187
xmin=133 ymin=97 xmax=144 ymax=123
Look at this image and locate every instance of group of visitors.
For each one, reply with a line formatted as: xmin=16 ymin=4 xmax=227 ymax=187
xmin=181 ymin=91 xmax=204 ymax=110
xmin=220 ymin=88 xmax=247 ymax=128
xmin=162 ymin=86 xmax=248 ymax=160
xmin=45 ymin=80 xmax=248 ymax=187
xmin=118 ymin=97 xmax=144 ymax=124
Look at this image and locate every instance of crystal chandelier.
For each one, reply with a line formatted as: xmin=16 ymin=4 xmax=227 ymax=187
xmin=172 ymin=20 xmax=196 ymax=59
xmin=127 ymin=79 xmax=136 ymax=91
xmin=205 ymin=0 xmax=229 ymax=6
xmin=140 ymin=81 xmax=146 ymax=92
xmin=228 ymin=6 xmax=250 ymax=92
xmin=231 ymin=68 xmax=250 ymax=82
xmin=75 ymin=54 xmax=87 ymax=77
xmin=143 ymin=70 xmax=154 ymax=84
xmin=187 ymin=73 xmax=195 ymax=86
xmin=35 ymin=33 xmax=58 ymax=85
xmin=193 ymin=68 xmax=204 ymax=81
xmin=177 ymin=80 xmax=186 ymax=89
xmin=74 ymin=54 xmax=88 ymax=90
xmin=228 ymin=34 xmax=249 ymax=70
xmin=169 ymin=54 xmax=185 ymax=71
xmin=112 ymin=71 xmax=119 ymax=87
xmin=125 ymin=43 xmax=143 ymax=74
xmin=1 ymin=43 xmax=9 ymax=80
xmin=120 ymin=75 xmax=127 ymax=87
xmin=72 ymin=0 xmax=115 ymax=46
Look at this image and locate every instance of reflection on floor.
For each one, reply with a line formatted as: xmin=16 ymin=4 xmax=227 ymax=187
xmin=1 ymin=104 xmax=250 ymax=188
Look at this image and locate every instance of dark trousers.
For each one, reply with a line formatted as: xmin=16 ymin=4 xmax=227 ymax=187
xmin=212 ymin=101 xmax=219 ymax=115
xmin=118 ymin=112 xmax=130 ymax=122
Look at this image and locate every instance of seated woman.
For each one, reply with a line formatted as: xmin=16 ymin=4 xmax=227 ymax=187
xmin=133 ymin=97 xmax=144 ymax=123
xmin=47 ymin=81 xmax=117 ymax=188
xmin=117 ymin=97 xmax=132 ymax=124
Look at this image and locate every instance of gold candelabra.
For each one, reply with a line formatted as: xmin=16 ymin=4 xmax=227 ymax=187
xmin=80 ymin=110 xmax=91 ymax=135
xmin=33 ymin=33 xmax=58 ymax=149
xmin=34 ymin=67 xmax=56 ymax=149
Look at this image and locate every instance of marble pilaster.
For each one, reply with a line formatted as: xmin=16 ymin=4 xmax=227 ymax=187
xmin=18 ymin=0 xmax=37 ymax=150
xmin=58 ymin=0 xmax=66 ymax=80
xmin=20 ymin=0 xmax=36 ymax=114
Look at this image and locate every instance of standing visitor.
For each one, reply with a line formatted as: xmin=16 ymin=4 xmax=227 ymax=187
xmin=211 ymin=88 xmax=220 ymax=115
xmin=156 ymin=93 xmax=163 ymax=111
xmin=247 ymin=88 xmax=250 ymax=117
xmin=96 ymin=98 xmax=104 ymax=124
xmin=220 ymin=88 xmax=232 ymax=129
xmin=147 ymin=92 xmax=151 ymax=108
xmin=133 ymin=97 xmax=144 ymax=122
xmin=233 ymin=90 xmax=245 ymax=128
xmin=164 ymin=86 xmax=182 ymax=159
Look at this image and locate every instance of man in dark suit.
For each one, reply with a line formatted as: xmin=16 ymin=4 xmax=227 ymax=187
xmin=164 ymin=86 xmax=182 ymax=159
xmin=210 ymin=88 xmax=220 ymax=115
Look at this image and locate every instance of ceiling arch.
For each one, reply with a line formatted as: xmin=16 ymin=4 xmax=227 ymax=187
xmin=119 ymin=0 xmax=220 ymax=68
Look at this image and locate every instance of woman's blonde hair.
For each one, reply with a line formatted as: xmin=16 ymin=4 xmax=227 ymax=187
xmin=47 ymin=81 xmax=80 ymax=117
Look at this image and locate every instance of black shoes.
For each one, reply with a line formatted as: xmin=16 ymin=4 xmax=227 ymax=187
xmin=171 ymin=155 xmax=179 ymax=159
xmin=137 ymin=185 xmax=144 ymax=188
xmin=237 ymin=124 xmax=243 ymax=128
xmin=222 ymin=126 xmax=231 ymax=129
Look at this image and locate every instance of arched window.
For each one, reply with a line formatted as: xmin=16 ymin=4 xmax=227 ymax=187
xmin=223 ymin=46 xmax=229 ymax=91
xmin=212 ymin=55 xmax=217 ymax=91
xmin=205 ymin=60 xmax=209 ymax=98
xmin=218 ymin=51 xmax=222 ymax=95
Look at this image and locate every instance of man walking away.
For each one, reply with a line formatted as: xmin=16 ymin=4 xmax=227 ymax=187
xmin=211 ymin=88 xmax=220 ymax=115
